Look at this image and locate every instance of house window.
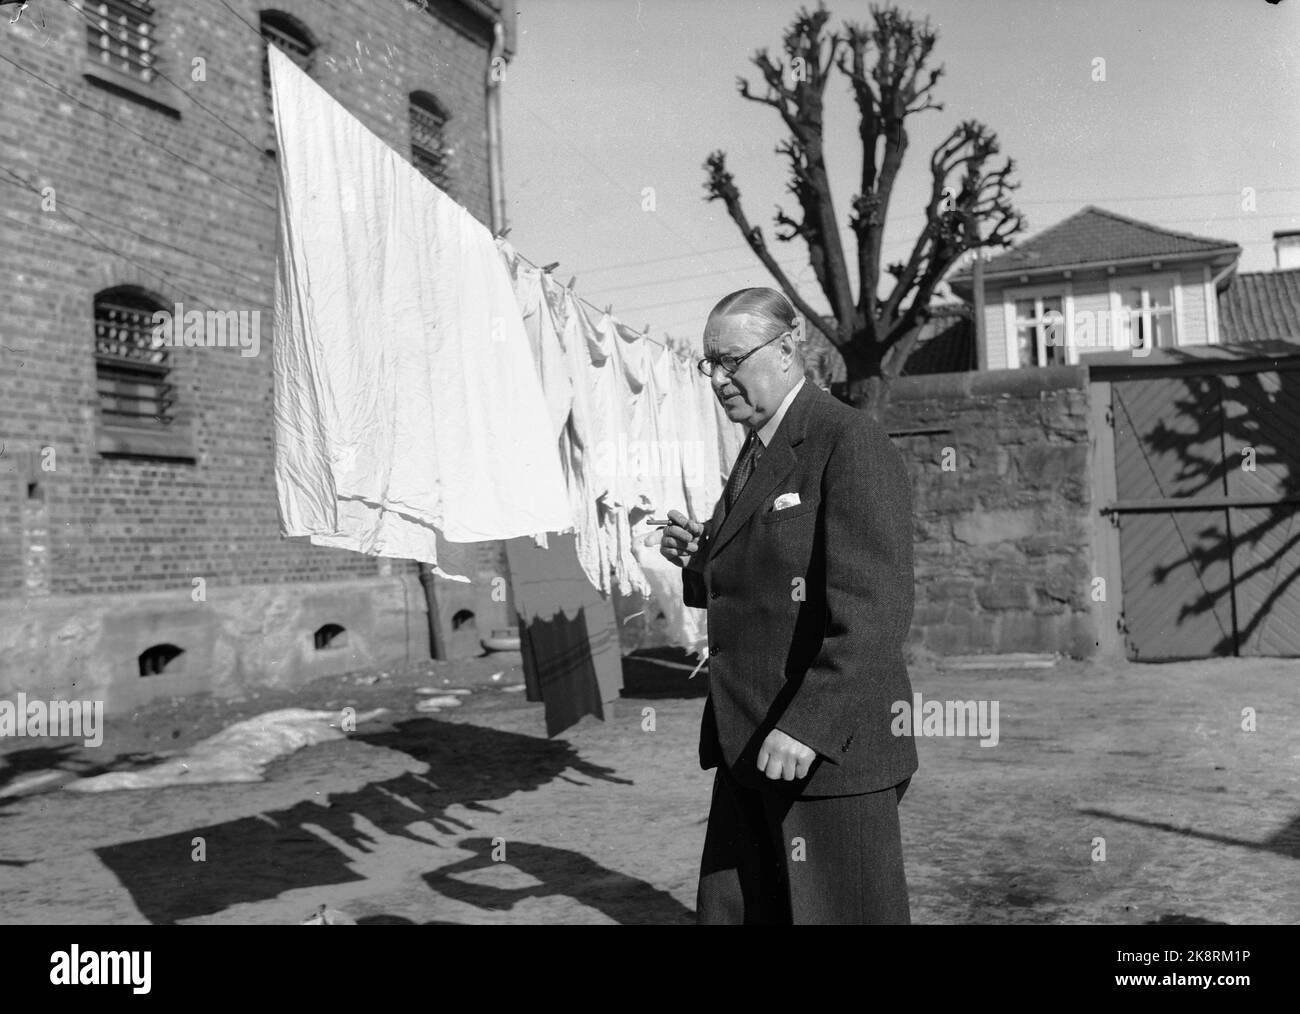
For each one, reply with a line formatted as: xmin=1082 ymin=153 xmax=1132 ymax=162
xmin=85 ymin=0 xmax=156 ymax=84
xmin=410 ymin=92 xmax=452 ymax=191
xmin=261 ymin=11 xmax=315 ymax=121
xmin=94 ymin=287 xmax=173 ymax=427
xmin=1119 ymin=281 xmax=1175 ymax=353
xmin=1013 ymin=295 xmax=1066 ymax=367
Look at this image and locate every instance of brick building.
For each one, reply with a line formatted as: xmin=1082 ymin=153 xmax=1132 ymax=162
xmin=0 ymin=0 xmax=517 ymax=710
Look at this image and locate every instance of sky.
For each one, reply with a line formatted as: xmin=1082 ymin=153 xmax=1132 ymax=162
xmin=499 ymin=0 xmax=1300 ymax=341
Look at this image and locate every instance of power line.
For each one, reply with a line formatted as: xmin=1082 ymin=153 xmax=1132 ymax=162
xmin=0 ymin=50 xmax=275 ymax=212
xmin=211 ymin=0 xmax=261 ymax=37
xmin=0 ymin=169 xmax=268 ymax=288
xmin=570 ymin=189 xmax=1300 ymax=279
xmin=513 ymin=96 xmax=756 ymax=292
xmin=510 ymin=248 xmax=694 ymax=360
xmin=0 ymin=168 xmax=265 ymax=314
xmin=0 ymin=205 xmax=226 ymax=314
xmin=584 ymin=250 xmax=817 ymax=297
xmin=60 ymin=0 xmax=271 ymax=159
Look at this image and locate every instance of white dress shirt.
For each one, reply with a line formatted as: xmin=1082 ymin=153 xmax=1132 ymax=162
xmin=755 ymin=376 xmax=806 ymax=449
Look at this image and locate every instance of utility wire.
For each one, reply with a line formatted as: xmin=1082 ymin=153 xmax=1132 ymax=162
xmin=60 ymin=0 xmax=270 ymax=159
xmin=0 ymin=50 xmax=275 ymax=211
xmin=0 ymin=169 xmax=268 ymax=288
xmin=510 ymin=247 xmax=696 ymax=359
xmin=0 ymin=205 xmax=225 ymax=314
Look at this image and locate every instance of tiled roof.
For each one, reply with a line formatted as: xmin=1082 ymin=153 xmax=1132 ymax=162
xmin=1218 ymin=269 xmax=1300 ymax=342
xmin=952 ymin=206 xmax=1240 ymax=280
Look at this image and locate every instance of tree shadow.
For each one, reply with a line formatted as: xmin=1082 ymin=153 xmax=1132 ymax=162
xmin=1077 ymin=807 xmax=1300 ymax=861
xmin=1111 ymin=344 xmax=1300 ymax=657
xmin=91 ymin=717 xmax=643 ymax=925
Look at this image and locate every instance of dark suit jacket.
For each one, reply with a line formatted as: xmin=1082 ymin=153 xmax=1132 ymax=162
xmin=683 ymin=381 xmax=918 ymax=796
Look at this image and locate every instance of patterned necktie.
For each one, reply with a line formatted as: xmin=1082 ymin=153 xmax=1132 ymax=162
xmin=724 ymin=431 xmax=762 ymax=513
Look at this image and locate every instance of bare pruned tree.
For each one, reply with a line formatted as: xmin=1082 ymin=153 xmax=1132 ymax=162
xmin=704 ymin=2 xmax=1025 ymax=415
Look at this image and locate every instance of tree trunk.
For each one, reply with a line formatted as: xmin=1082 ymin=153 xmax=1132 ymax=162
xmin=839 ymin=334 xmax=895 ymax=424
xmin=846 ymin=373 xmax=893 ymax=423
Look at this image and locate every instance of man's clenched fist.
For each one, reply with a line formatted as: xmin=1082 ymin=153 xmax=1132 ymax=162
xmin=757 ymin=728 xmax=816 ymax=781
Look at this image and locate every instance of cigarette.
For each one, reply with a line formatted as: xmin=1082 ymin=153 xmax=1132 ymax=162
xmin=647 ymin=518 xmax=671 ymax=526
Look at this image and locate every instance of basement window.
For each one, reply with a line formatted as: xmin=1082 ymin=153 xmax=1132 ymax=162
xmin=139 ymin=643 xmax=184 ymax=676
xmin=314 ymin=623 xmax=348 ymax=650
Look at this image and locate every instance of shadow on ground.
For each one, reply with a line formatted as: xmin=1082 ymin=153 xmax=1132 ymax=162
xmin=0 ymin=744 xmax=172 ymax=810
xmin=1079 ymin=807 xmax=1300 ymax=861
xmin=620 ymin=647 xmax=709 ymax=699
xmin=91 ymin=717 xmax=693 ymax=925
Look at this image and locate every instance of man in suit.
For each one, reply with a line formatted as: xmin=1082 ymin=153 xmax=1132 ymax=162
xmin=660 ymin=287 xmax=917 ymax=925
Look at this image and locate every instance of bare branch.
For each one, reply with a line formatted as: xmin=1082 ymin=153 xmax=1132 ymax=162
xmin=702 ymin=150 xmax=839 ymax=339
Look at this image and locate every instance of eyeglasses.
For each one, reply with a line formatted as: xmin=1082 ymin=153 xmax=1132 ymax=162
xmin=697 ymin=331 xmax=791 ymax=378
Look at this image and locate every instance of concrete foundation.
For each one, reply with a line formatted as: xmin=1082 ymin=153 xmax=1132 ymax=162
xmin=0 ymin=575 xmax=430 ymax=713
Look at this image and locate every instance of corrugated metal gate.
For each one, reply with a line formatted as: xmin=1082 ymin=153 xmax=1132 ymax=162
xmin=1103 ymin=362 xmax=1300 ymax=660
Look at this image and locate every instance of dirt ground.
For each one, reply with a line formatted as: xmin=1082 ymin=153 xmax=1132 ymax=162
xmin=0 ymin=651 xmax=1297 ymax=925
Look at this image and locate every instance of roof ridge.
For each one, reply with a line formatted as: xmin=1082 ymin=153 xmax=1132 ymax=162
xmin=1082 ymin=205 xmax=1239 ymax=251
xmin=946 ymin=207 xmax=1094 ymax=276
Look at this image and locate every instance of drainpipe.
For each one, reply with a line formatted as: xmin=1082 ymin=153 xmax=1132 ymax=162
xmin=483 ymin=16 xmax=518 ymax=638
xmin=486 ymin=19 xmax=507 ymax=236
xmin=1208 ymin=260 xmax=1235 ymax=344
xmin=418 ymin=12 xmax=510 ymax=661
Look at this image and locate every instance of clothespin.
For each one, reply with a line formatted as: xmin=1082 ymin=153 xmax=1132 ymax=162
xmin=541 ymin=261 xmax=559 ymax=273
xmin=495 ymin=226 xmax=511 ymax=240
xmin=604 ymin=304 xmax=613 ymax=316
xmin=643 ymin=323 xmax=650 ymax=337
xmin=567 ymin=275 xmax=578 ymax=290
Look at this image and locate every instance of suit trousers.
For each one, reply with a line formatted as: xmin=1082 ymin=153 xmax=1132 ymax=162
xmin=696 ymin=762 xmax=911 ymax=925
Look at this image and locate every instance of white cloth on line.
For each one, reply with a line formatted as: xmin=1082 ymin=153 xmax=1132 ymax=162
xmin=268 ymin=46 xmax=573 ymax=579
xmin=542 ymin=271 xmax=606 ymax=592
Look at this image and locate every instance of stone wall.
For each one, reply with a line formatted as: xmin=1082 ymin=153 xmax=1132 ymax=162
xmin=884 ymin=367 xmax=1098 ymax=659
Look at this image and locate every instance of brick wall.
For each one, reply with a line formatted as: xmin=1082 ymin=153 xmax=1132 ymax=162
xmin=884 ymin=367 xmax=1099 ymax=659
xmin=0 ymin=0 xmax=495 ymax=600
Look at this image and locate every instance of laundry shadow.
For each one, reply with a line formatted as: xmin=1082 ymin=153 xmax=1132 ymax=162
xmin=418 ymin=836 xmax=694 ymax=925
xmin=0 ymin=743 xmax=171 ymax=810
xmin=93 ymin=717 xmax=637 ymax=925
xmin=620 ymin=646 xmax=709 ymax=699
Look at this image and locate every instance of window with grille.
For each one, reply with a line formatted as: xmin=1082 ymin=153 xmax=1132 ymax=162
xmin=261 ymin=10 xmax=315 ymax=122
xmin=94 ymin=287 xmax=174 ymax=427
xmin=410 ymin=92 xmax=451 ymax=191
xmin=84 ymin=0 xmax=156 ymax=84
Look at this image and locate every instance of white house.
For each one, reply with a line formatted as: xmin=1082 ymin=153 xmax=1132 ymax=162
xmin=948 ymin=206 xmax=1246 ymax=368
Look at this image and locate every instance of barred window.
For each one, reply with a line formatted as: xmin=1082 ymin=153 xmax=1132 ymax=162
xmin=261 ymin=10 xmax=315 ymax=120
xmin=84 ymin=0 xmax=156 ymax=84
xmin=94 ymin=287 xmax=173 ymax=427
xmin=410 ymin=92 xmax=452 ymax=191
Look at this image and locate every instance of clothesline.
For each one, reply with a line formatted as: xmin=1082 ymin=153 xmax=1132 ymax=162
xmin=506 ymin=245 xmax=697 ymax=364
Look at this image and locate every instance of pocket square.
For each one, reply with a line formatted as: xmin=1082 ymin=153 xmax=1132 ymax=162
xmin=773 ymin=492 xmax=801 ymax=511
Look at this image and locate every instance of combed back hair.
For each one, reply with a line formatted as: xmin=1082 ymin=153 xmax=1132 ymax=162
xmin=707 ymin=287 xmax=804 ymax=346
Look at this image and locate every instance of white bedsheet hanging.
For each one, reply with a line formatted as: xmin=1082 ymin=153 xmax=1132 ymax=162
xmin=268 ymin=47 xmax=573 ymax=577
